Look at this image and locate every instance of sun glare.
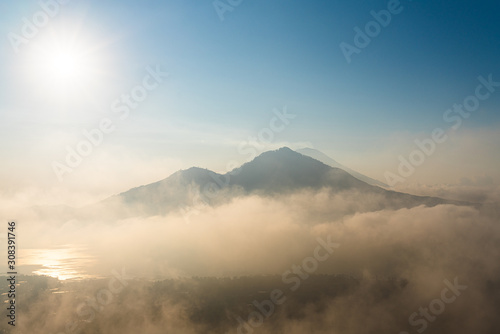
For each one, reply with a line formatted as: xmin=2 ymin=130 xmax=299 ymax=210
xmin=40 ymin=42 xmax=93 ymax=87
xmin=22 ymin=247 xmax=97 ymax=281
xmin=51 ymin=50 xmax=82 ymax=78
xmin=26 ymin=27 xmax=104 ymax=99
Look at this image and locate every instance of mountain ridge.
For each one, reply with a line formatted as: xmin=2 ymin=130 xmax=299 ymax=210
xmin=86 ymin=147 xmax=472 ymax=219
xmin=296 ymin=148 xmax=389 ymax=187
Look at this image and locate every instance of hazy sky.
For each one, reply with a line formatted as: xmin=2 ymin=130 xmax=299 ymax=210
xmin=1 ymin=0 xmax=499 ymax=204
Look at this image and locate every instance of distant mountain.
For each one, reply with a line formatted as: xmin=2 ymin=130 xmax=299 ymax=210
xmin=89 ymin=147 xmax=469 ymax=218
xmin=228 ymin=147 xmax=373 ymax=193
xmin=296 ymin=148 xmax=388 ymax=187
xmin=94 ymin=167 xmax=226 ymax=217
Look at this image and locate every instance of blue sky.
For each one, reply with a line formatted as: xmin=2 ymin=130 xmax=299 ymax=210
xmin=0 ymin=0 xmax=499 ymax=203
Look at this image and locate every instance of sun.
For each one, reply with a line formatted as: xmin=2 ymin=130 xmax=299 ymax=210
xmin=37 ymin=39 xmax=95 ymax=91
xmin=26 ymin=26 xmax=105 ymax=99
xmin=49 ymin=49 xmax=84 ymax=80
xmin=42 ymin=44 xmax=91 ymax=84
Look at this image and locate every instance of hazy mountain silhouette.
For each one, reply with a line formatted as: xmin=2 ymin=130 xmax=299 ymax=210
xmin=90 ymin=147 xmax=470 ymax=218
xmin=296 ymin=147 xmax=389 ymax=187
xmin=228 ymin=147 xmax=373 ymax=193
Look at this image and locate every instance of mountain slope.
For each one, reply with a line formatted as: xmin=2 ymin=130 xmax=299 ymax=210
xmin=94 ymin=167 xmax=227 ymax=216
xmin=296 ymin=148 xmax=388 ymax=187
xmin=229 ymin=147 xmax=372 ymax=193
xmin=89 ymin=147 xmax=469 ymax=218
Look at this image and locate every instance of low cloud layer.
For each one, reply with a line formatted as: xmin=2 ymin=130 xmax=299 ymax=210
xmin=2 ymin=187 xmax=500 ymax=333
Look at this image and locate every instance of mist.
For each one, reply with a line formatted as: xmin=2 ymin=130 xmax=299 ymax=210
xmin=3 ymin=187 xmax=500 ymax=334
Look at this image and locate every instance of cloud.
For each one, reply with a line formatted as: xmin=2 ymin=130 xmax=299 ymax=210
xmin=4 ymin=187 xmax=500 ymax=333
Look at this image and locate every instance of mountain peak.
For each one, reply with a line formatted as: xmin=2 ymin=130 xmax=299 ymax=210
xmin=252 ymin=146 xmax=304 ymax=159
xmin=275 ymin=146 xmax=295 ymax=153
xmin=246 ymin=146 xmax=321 ymax=163
xmin=227 ymin=147 xmax=356 ymax=193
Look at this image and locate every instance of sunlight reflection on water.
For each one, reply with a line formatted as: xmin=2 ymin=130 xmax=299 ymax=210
xmin=20 ymin=245 xmax=97 ymax=281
